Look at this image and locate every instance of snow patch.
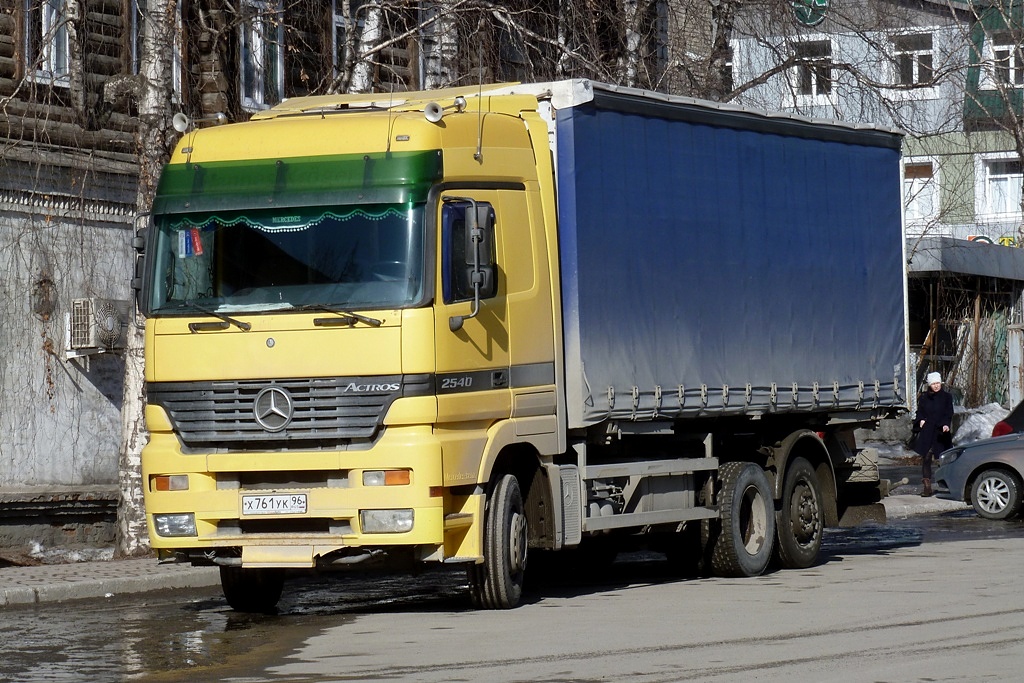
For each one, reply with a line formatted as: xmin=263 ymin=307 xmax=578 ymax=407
xmin=953 ymin=402 xmax=1009 ymax=446
xmin=28 ymin=541 xmax=115 ymax=564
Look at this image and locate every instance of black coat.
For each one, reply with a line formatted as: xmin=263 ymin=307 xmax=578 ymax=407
xmin=913 ymin=387 xmax=954 ymax=457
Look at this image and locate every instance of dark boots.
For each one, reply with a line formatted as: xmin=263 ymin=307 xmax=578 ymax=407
xmin=920 ymin=478 xmax=933 ymax=497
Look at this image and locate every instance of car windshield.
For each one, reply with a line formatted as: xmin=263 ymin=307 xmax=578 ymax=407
xmin=148 ymin=203 xmax=426 ymax=313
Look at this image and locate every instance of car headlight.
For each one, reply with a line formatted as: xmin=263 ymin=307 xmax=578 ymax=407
xmin=938 ymin=448 xmax=964 ymax=468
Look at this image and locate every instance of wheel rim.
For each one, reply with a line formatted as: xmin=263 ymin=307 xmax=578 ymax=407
xmin=740 ymin=485 xmax=769 ymax=555
xmin=789 ymin=480 xmax=821 ymax=547
xmin=509 ymin=509 xmax=527 ymax=574
xmin=977 ymin=476 xmax=1011 ymax=514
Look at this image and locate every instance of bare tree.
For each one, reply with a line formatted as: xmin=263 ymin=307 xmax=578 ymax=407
xmin=115 ymin=0 xmax=179 ymax=556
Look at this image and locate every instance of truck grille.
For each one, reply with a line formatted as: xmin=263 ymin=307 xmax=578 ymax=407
xmin=148 ymin=375 xmax=431 ymax=449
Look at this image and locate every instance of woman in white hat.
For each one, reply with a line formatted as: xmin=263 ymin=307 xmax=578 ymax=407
xmin=912 ymin=371 xmax=953 ymax=497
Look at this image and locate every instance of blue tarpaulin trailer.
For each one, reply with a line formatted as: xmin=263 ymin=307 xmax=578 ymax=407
xmin=539 ymin=82 xmax=907 ymax=429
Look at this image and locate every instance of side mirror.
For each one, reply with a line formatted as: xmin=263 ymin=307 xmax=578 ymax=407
xmin=462 ymin=205 xmax=497 ymax=299
xmin=446 ymin=198 xmax=496 ymax=331
xmin=131 ymin=213 xmax=151 ymax=314
xmin=133 ymin=213 xmax=149 ymax=253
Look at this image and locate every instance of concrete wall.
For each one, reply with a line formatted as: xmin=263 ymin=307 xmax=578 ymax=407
xmin=0 ymin=153 xmax=136 ymax=552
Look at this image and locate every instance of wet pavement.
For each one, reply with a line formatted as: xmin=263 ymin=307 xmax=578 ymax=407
xmin=4 ymin=507 xmax=1024 ymax=683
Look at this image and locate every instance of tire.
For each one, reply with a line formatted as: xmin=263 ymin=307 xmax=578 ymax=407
xmin=971 ymin=469 xmax=1023 ymax=520
xmin=710 ymin=461 xmax=776 ymax=577
xmin=468 ymin=474 xmax=528 ymax=609
xmin=219 ymin=566 xmax=285 ymax=614
xmin=773 ymin=457 xmax=824 ymax=569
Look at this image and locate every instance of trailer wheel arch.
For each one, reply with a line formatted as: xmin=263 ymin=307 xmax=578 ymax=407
xmin=774 ymin=430 xmax=839 ymax=527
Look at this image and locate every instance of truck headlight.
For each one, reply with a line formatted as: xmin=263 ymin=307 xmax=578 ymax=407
xmin=938 ymin=448 xmax=964 ymax=468
xmin=154 ymin=513 xmax=197 ymax=537
xmin=360 ymin=509 xmax=414 ymax=533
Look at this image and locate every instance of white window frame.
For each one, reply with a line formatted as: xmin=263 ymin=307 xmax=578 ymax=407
xmin=240 ymin=0 xmax=284 ymax=111
xmin=890 ymin=32 xmax=936 ymax=97
xmin=790 ymin=38 xmax=833 ymax=105
xmin=172 ymin=0 xmax=183 ymax=102
xmin=980 ymin=31 xmax=1024 ymax=90
xmin=25 ymin=0 xmax=70 ymax=86
xmin=976 ymin=152 xmax=1024 ymax=221
xmin=130 ymin=0 xmax=183 ymax=102
xmin=903 ymin=156 xmax=940 ymax=226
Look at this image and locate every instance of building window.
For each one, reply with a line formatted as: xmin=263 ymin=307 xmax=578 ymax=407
xmin=904 ymin=161 xmax=938 ymax=223
xmin=983 ymin=158 xmax=1024 ymax=216
xmin=793 ymin=41 xmax=831 ymax=98
xmin=892 ymin=33 xmax=933 ymax=86
xmin=992 ymin=31 xmax=1024 ymax=86
xmin=332 ymin=0 xmax=365 ymax=76
xmin=130 ymin=0 xmax=183 ymax=102
xmin=721 ymin=48 xmax=734 ymax=93
xmin=240 ymin=0 xmax=284 ymax=111
xmin=24 ymin=0 xmax=70 ymax=85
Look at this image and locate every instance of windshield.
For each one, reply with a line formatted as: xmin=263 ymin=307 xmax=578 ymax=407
xmin=148 ymin=204 xmax=426 ymax=314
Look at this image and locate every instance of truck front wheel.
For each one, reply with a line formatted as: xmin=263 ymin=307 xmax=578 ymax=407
xmin=774 ymin=457 xmax=823 ymax=569
xmin=219 ymin=566 xmax=285 ymax=613
xmin=710 ymin=461 xmax=775 ymax=577
xmin=468 ymin=474 xmax=528 ymax=609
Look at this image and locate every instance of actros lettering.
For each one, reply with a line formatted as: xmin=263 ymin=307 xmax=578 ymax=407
xmin=343 ymin=382 xmax=401 ymax=393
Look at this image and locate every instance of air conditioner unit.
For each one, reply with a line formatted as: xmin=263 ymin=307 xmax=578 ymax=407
xmin=68 ymin=298 xmax=131 ymax=352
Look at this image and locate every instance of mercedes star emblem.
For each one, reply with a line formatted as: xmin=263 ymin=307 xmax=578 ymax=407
xmin=253 ymin=386 xmax=294 ymax=432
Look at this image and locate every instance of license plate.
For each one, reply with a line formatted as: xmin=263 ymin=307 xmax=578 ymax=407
xmin=242 ymin=493 xmax=307 ymax=515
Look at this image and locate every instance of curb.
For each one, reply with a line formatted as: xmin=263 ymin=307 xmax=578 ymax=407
xmin=0 ymin=561 xmax=220 ymax=607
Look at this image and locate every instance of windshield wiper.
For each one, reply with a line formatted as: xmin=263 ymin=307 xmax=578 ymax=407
xmin=298 ymin=304 xmax=382 ymax=327
xmin=179 ymin=301 xmax=252 ymax=332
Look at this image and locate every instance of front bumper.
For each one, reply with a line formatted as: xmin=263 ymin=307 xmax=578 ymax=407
xmin=142 ymin=424 xmax=457 ymax=566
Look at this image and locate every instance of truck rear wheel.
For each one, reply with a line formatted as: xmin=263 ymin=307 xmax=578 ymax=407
xmin=468 ymin=474 xmax=528 ymax=609
xmin=774 ymin=457 xmax=823 ymax=569
xmin=219 ymin=566 xmax=285 ymax=613
xmin=710 ymin=461 xmax=775 ymax=577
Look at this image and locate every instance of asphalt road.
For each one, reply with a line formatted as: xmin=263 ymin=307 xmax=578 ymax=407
xmin=4 ymin=510 xmax=1024 ymax=683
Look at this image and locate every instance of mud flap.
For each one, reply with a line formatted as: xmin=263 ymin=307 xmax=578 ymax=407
xmin=838 ymin=502 xmax=886 ymax=527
